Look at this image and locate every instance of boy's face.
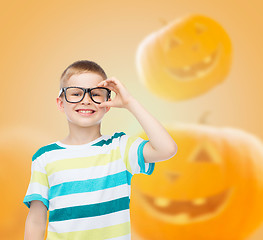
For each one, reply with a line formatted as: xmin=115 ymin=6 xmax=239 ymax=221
xmin=56 ymin=72 xmax=111 ymax=128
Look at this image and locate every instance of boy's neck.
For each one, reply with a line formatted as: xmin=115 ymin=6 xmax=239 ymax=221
xmin=60 ymin=124 xmax=102 ymax=145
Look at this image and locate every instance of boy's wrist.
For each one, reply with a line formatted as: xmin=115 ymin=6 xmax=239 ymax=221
xmin=125 ymin=97 xmax=139 ymax=112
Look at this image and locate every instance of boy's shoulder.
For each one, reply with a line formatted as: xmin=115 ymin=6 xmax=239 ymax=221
xmin=31 ymin=131 xmax=128 ymax=161
xmin=32 ymin=142 xmax=65 ymax=162
xmin=107 ymin=131 xmax=126 ymax=139
xmin=91 ymin=131 xmax=126 ymax=147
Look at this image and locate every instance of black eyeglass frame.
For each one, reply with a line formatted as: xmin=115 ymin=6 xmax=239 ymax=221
xmin=58 ymin=86 xmax=111 ymax=104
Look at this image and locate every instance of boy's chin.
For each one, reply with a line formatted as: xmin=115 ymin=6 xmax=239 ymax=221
xmin=70 ymin=120 xmax=102 ymax=128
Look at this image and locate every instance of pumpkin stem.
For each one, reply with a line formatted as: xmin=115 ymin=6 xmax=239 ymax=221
xmin=199 ymin=110 xmax=211 ymax=124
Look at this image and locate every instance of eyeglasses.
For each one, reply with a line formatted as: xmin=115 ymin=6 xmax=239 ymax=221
xmin=58 ymin=86 xmax=111 ymax=104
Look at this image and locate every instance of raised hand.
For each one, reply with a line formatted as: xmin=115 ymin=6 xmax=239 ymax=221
xmin=97 ymin=77 xmax=134 ymax=109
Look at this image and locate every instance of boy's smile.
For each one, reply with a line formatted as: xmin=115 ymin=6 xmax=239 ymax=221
xmin=76 ymin=108 xmax=96 ymax=116
xmin=56 ymin=72 xmax=111 ymax=128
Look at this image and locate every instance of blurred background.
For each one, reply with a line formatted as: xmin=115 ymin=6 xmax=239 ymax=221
xmin=1 ymin=0 xmax=263 ymax=239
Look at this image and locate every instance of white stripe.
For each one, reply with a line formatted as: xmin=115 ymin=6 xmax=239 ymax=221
xmin=48 ymin=158 xmax=126 ymax=187
xmin=128 ymin=138 xmax=140 ymax=175
xmin=119 ymin=134 xmax=128 ymax=160
xmin=48 ymin=209 xmax=130 ymax=233
xmin=49 ymin=184 xmax=131 ymax=210
xmin=25 ymin=182 xmax=49 ymax=199
xmin=44 ymin=137 xmax=121 ymax=166
xmin=32 ymin=155 xmax=47 ymax=174
xmin=31 ymin=163 xmax=46 ymax=174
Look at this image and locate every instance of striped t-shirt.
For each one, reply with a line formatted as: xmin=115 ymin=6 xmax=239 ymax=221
xmin=23 ymin=132 xmax=155 ymax=240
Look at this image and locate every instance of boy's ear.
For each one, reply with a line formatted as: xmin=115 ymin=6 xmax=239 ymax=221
xmin=105 ymin=98 xmax=111 ymax=113
xmin=56 ymin=97 xmax=64 ymax=112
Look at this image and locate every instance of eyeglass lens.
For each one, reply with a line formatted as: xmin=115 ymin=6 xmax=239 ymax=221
xmin=65 ymin=88 xmax=109 ymax=103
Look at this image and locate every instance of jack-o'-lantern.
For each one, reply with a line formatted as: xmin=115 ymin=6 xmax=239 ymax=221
xmin=130 ymin=123 xmax=263 ymax=239
xmin=136 ymin=15 xmax=232 ymax=101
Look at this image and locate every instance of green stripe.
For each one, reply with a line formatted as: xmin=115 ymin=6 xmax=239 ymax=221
xmin=31 ymin=171 xmax=49 ymax=187
xmin=49 ymin=170 xmax=132 ymax=199
xmin=138 ymin=140 xmax=155 ymax=175
xmin=47 ymin=222 xmax=130 ymax=240
xmin=49 ymin=196 xmax=130 ymax=222
xmin=45 ymin=147 xmax=121 ymax=176
xmin=33 ymin=143 xmax=65 ymax=161
xmin=92 ymin=132 xmax=125 ymax=147
xmin=23 ymin=194 xmax=49 ymax=210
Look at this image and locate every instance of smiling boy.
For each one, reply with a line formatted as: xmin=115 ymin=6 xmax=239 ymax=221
xmin=23 ymin=60 xmax=177 ymax=240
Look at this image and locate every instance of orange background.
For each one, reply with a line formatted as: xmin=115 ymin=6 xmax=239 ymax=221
xmin=1 ymin=0 xmax=263 ymax=239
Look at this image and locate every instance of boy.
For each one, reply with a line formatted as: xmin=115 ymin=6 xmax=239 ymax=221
xmin=23 ymin=60 xmax=177 ymax=240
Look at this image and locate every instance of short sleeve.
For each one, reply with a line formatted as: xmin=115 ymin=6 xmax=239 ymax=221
xmin=119 ymin=133 xmax=155 ymax=175
xmin=23 ymin=150 xmax=49 ymax=210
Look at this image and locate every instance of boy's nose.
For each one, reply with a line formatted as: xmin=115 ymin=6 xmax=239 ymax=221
xmin=81 ymin=92 xmax=92 ymax=104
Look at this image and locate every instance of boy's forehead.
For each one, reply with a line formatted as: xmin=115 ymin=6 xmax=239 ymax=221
xmin=65 ymin=72 xmax=104 ymax=87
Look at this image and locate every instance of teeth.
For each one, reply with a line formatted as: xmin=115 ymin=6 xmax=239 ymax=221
xmin=79 ymin=110 xmax=93 ymax=113
xmin=154 ymin=197 xmax=170 ymax=207
xmin=203 ymin=56 xmax=212 ymax=63
xmin=192 ymin=198 xmax=206 ymax=205
xmin=173 ymin=213 xmax=190 ymax=223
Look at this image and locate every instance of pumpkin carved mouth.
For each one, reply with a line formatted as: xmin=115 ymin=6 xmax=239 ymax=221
xmin=135 ymin=188 xmax=231 ymax=224
xmin=165 ymin=45 xmax=221 ymax=81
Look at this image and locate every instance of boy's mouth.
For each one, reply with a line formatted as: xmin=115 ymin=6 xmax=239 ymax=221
xmin=76 ymin=109 xmax=96 ymax=116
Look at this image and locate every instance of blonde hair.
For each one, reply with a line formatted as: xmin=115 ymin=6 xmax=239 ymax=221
xmin=59 ymin=60 xmax=107 ymax=89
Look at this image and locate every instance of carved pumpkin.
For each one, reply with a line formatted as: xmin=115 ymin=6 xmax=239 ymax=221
xmin=136 ymin=15 xmax=232 ymax=101
xmin=130 ymin=123 xmax=263 ymax=239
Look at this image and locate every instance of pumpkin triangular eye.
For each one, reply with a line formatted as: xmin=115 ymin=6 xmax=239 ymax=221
xmin=194 ymin=148 xmax=211 ymax=162
xmin=165 ymin=171 xmax=180 ymax=183
xmin=189 ymin=141 xmax=221 ymax=164
xmin=195 ymin=22 xmax=206 ymax=34
xmin=169 ymin=37 xmax=182 ymax=48
xmin=161 ymin=36 xmax=182 ymax=52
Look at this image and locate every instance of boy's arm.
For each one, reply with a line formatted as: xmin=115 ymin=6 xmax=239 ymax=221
xmin=24 ymin=200 xmax=47 ymax=240
xmin=125 ymin=97 xmax=177 ymax=163
xmin=97 ymin=77 xmax=178 ymax=163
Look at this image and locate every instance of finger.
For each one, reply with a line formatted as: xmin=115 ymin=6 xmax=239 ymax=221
xmin=97 ymin=81 xmax=107 ymax=87
xmin=103 ymin=79 xmax=118 ymax=85
xmin=98 ymin=101 xmax=114 ymax=108
xmin=101 ymin=83 xmax=120 ymax=93
xmin=98 ymin=80 xmax=116 ymax=88
xmin=110 ymin=77 xmax=119 ymax=82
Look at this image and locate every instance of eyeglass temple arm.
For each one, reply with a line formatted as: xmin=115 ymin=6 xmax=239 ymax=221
xmin=58 ymin=88 xmax=63 ymax=98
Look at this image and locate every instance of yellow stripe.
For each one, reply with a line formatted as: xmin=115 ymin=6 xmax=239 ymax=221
xmin=47 ymin=221 xmax=130 ymax=240
xmin=31 ymin=171 xmax=49 ymax=187
xmin=45 ymin=147 xmax=121 ymax=176
xmin=123 ymin=136 xmax=138 ymax=174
